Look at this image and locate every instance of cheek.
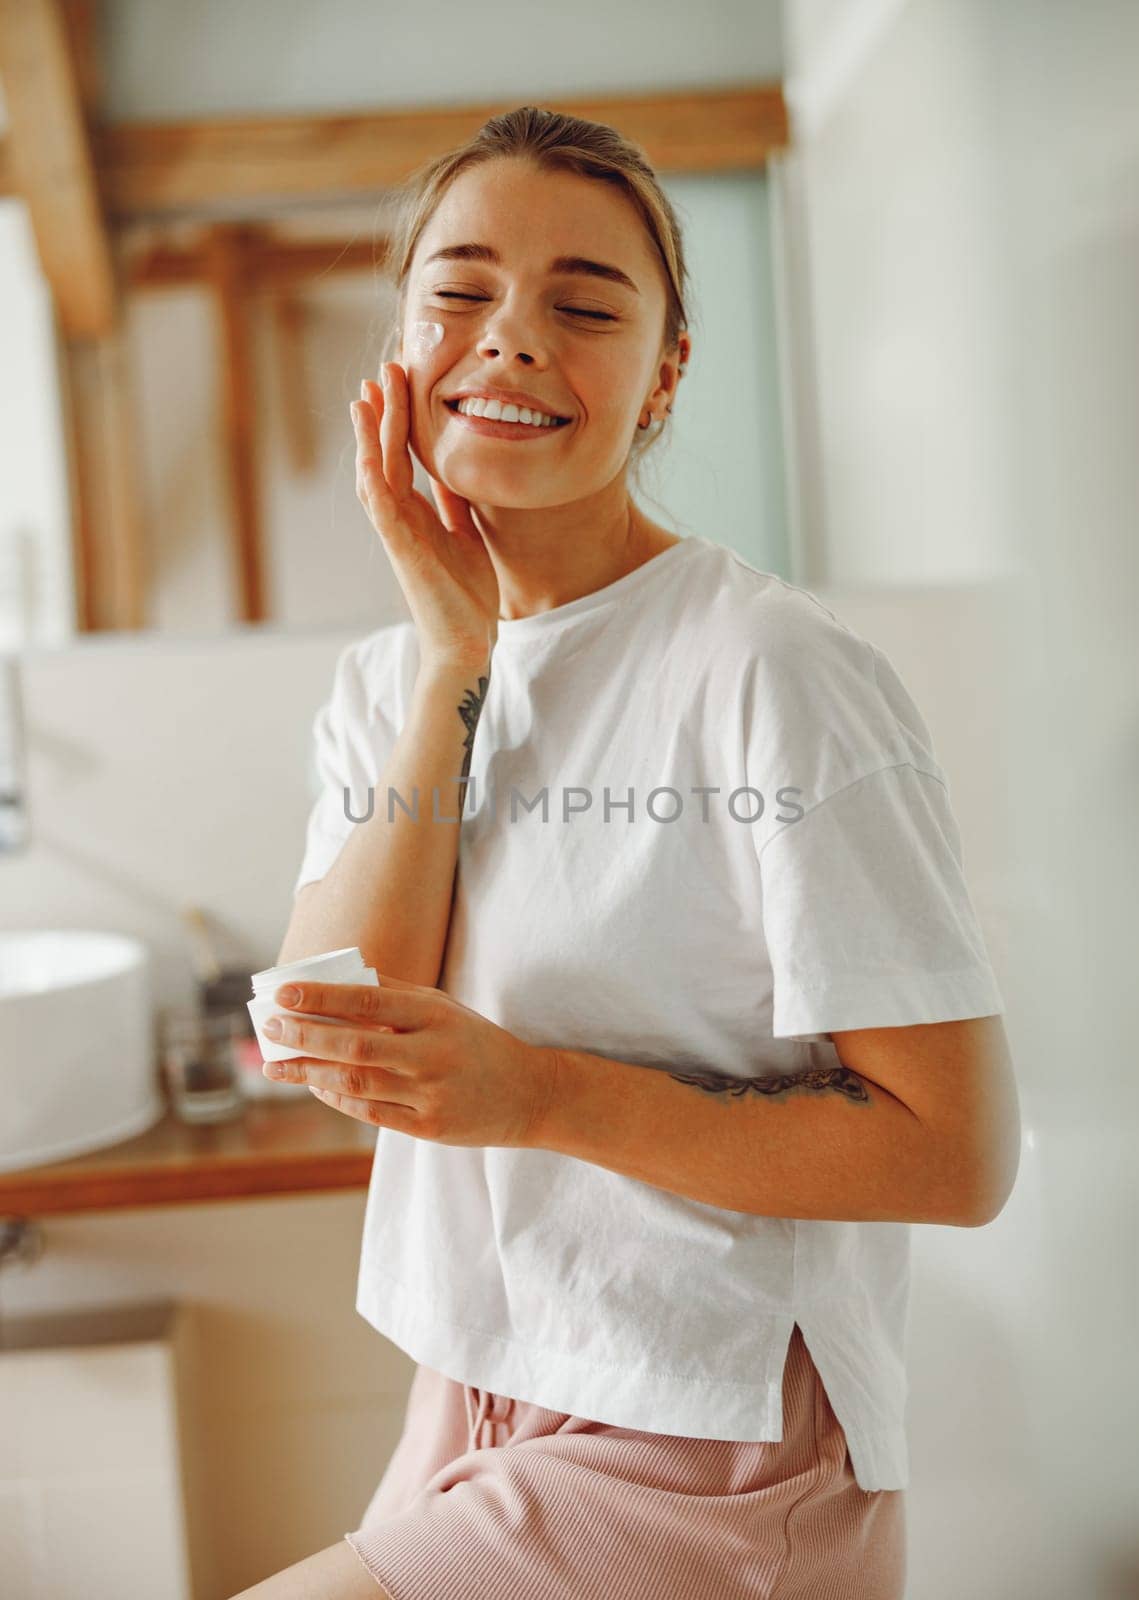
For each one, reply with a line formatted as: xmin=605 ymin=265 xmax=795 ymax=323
xmin=577 ymin=357 xmax=640 ymax=421
xmin=404 ymin=367 xmax=449 ymax=450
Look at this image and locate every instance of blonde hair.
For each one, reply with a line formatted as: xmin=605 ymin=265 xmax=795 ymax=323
xmin=377 ymin=104 xmax=691 ymax=489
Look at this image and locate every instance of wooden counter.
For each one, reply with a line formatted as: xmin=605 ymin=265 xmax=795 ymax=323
xmin=0 ymin=1094 xmax=377 ymax=1217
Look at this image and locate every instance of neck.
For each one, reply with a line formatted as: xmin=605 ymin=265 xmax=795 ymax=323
xmin=471 ymin=483 xmax=680 ymax=622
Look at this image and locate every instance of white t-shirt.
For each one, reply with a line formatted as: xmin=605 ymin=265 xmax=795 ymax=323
xmin=292 ymin=534 xmax=1005 ymax=1492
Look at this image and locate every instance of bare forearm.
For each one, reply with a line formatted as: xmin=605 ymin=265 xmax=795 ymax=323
xmin=277 ymin=657 xmax=491 ymax=986
xmin=536 ymin=1049 xmax=975 ymax=1226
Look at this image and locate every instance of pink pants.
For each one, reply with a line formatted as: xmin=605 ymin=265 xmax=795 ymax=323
xmin=344 ymin=1323 xmax=906 ymax=1599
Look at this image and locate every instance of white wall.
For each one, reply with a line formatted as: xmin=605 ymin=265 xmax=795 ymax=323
xmin=97 ymin=0 xmax=783 ymax=120
xmin=0 ymin=203 xmax=74 ymax=649
xmin=979 ymin=3 xmax=1139 ymax=1594
xmin=778 ymin=0 xmax=1007 ymax=585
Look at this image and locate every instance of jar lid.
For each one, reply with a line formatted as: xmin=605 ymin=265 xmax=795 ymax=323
xmin=250 ymin=946 xmax=366 ymax=991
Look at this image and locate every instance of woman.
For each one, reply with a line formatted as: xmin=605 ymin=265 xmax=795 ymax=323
xmin=234 ymin=106 xmax=1019 ymax=1599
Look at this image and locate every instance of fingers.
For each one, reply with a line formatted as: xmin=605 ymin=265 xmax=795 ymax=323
xmin=307 ymin=1082 xmax=423 ymax=1134
xmin=264 ymin=1014 xmax=413 ymax=1075
xmin=375 ymin=366 xmax=414 ymax=500
xmin=274 ymin=979 xmax=433 ymax=1028
xmin=352 ymin=390 xmax=397 ymax=535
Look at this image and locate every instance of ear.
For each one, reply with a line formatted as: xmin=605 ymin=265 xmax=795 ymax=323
xmin=645 ymin=330 xmax=691 ymax=421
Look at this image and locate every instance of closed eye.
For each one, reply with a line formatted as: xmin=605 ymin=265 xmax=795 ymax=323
xmin=434 ymin=292 xmax=615 ymax=322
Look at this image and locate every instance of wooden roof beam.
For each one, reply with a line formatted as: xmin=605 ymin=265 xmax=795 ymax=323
xmin=0 ymin=0 xmax=116 ymax=335
xmin=0 ymin=83 xmax=788 ymax=219
xmin=123 ymin=233 xmax=384 ymax=289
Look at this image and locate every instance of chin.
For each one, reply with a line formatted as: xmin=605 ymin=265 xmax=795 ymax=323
xmin=444 ymin=464 xmax=564 ymax=509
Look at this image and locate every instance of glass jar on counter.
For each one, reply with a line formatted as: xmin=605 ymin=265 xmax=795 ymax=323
xmin=159 ymin=1007 xmax=244 ymax=1124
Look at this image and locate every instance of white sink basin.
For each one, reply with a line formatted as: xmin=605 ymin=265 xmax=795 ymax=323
xmin=0 ymin=931 xmax=161 ymax=1174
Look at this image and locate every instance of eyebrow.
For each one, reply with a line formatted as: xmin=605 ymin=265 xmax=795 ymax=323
xmin=421 ymin=243 xmax=640 ymax=295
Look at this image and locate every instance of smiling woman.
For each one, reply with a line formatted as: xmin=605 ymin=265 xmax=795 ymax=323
xmin=255 ymin=102 xmax=1013 ymax=1600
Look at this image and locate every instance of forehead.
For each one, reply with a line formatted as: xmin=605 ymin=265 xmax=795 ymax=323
xmin=412 ymin=160 xmax=664 ymax=292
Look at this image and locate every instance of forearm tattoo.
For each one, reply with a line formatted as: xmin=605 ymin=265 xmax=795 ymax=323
xmin=667 ymin=1065 xmax=871 ymax=1105
xmin=456 ymin=672 xmax=490 ymax=814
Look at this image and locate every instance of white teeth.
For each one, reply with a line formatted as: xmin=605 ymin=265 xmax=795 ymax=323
xmin=455 ymin=396 xmax=560 ymax=427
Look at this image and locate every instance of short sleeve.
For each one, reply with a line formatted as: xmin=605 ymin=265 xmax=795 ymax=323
xmin=758 ymin=762 xmax=1006 ymax=1039
xmin=291 ymin=631 xmax=404 ymax=896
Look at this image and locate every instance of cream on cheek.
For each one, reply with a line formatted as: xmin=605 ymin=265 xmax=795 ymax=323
xmin=398 ymin=320 xmax=446 ymax=405
xmin=407 ymin=320 xmax=445 ymax=361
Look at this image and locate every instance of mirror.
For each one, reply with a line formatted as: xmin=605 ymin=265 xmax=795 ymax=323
xmin=110 ymin=200 xmax=407 ymax=636
xmin=0 ymin=76 xmax=792 ymax=643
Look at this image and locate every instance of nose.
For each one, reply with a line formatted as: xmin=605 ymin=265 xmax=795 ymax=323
xmin=476 ymin=302 xmax=546 ymax=369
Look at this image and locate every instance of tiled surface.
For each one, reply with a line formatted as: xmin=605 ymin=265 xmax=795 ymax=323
xmin=0 ymin=1333 xmax=192 ymax=1598
xmin=40 ymin=1468 xmax=191 ymax=1598
xmin=0 ymin=1481 xmax=45 ymax=1598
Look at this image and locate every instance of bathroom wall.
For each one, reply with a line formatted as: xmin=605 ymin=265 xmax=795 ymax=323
xmin=96 ymin=0 xmax=784 ymax=121
xmin=778 ymin=0 xmax=1008 ymax=587
xmin=0 ymin=200 xmax=73 ymax=650
xmin=978 ymin=3 xmax=1139 ymax=1594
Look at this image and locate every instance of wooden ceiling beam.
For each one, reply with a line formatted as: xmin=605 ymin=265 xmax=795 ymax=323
xmin=58 ymin=0 xmax=101 ymax=111
xmin=124 ymin=234 xmax=385 ymax=289
xmin=204 ymin=225 xmax=267 ymax=624
xmin=0 ymin=0 xmax=116 ymax=335
xmin=0 ymin=83 xmax=788 ymax=218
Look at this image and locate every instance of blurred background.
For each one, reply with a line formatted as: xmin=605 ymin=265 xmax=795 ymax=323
xmin=0 ymin=1 xmax=1135 ymax=1595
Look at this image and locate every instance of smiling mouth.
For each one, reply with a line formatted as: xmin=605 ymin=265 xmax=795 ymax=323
xmin=444 ymin=399 xmax=571 ymax=429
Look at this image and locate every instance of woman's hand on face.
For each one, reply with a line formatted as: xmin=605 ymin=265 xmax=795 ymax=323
xmin=353 ymin=365 xmax=501 ymax=672
xmin=260 ymin=976 xmax=559 ymax=1150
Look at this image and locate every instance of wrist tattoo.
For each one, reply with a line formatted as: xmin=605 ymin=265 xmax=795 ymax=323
xmin=667 ymin=1065 xmax=871 ymax=1105
xmin=456 ymin=672 xmax=490 ymax=806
